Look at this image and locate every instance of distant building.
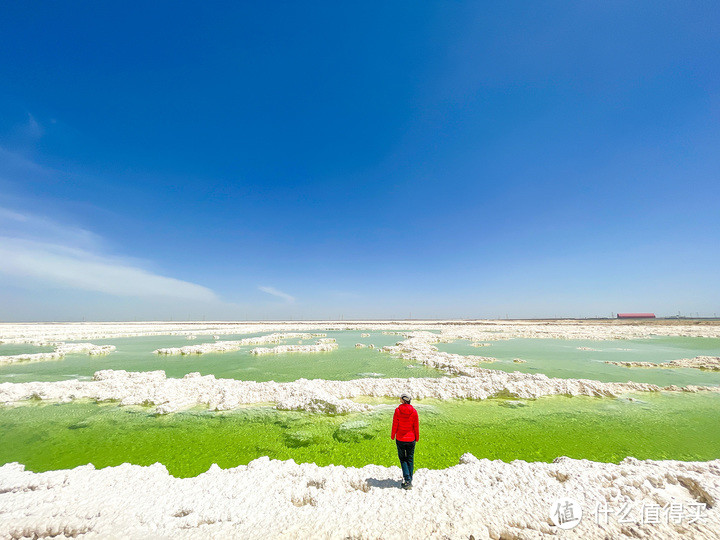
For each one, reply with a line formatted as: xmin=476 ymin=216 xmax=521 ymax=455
xmin=617 ymin=313 xmax=656 ymax=319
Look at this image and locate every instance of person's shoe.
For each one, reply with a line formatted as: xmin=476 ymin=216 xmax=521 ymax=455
xmin=400 ymin=481 xmax=406 ymax=489
xmin=403 ymin=482 xmax=412 ymax=490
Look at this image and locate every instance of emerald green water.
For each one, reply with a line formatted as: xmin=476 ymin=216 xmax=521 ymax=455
xmin=3 ymin=392 xmax=719 ymax=478
xmin=439 ymin=337 xmax=720 ymax=387
xmin=0 ymin=331 xmax=445 ymax=383
xmin=0 ymin=343 xmax=56 ymax=356
xmin=3 ymin=332 xmax=720 ymax=388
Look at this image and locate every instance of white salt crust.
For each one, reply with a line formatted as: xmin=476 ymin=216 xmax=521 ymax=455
xmin=0 ymin=343 xmax=115 ymax=366
xmin=1 ymin=331 xmax=719 ymax=414
xmin=154 ymin=333 xmax=326 ymax=355
xmin=2 ymin=322 xmax=720 ymax=537
xmin=250 ymin=343 xmax=339 ymax=355
xmin=606 ymin=356 xmax=720 ymax=371
xmin=1 ymin=367 xmax=717 ymax=415
xmin=2 ymin=320 xmax=720 ymax=345
xmin=0 ymin=455 xmax=717 ymax=539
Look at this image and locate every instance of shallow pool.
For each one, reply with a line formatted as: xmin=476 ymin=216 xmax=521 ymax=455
xmin=438 ymin=336 xmax=720 ymax=387
xmin=3 ymin=391 xmax=719 ymax=477
xmin=0 ymin=331 xmax=445 ymax=383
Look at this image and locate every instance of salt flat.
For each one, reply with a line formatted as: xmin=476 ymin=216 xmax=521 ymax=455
xmin=1 ymin=320 xmax=719 ymax=538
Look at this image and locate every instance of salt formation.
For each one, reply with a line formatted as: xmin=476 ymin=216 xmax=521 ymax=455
xmin=360 ymin=333 xmax=370 ymax=337
xmin=382 ymin=334 xmax=497 ymax=376
xmin=55 ymin=343 xmax=116 ymax=356
xmin=2 ymin=367 xmax=717 ymax=415
xmin=0 ymin=454 xmax=717 ymax=539
xmin=3 ymin=319 xmax=720 ymax=346
xmin=2 ymin=328 xmax=719 ymax=413
xmin=606 ymin=356 xmax=720 ymax=371
xmin=250 ymin=343 xmax=339 ymax=355
xmin=154 ymin=333 xmax=326 ymax=355
xmin=0 ymin=343 xmax=115 ymax=366
xmin=0 ymin=352 xmax=63 ymax=365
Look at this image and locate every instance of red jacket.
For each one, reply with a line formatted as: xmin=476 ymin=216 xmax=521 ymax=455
xmin=391 ymin=403 xmax=419 ymax=442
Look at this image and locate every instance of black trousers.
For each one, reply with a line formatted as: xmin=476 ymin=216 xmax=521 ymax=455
xmin=396 ymin=440 xmax=416 ymax=483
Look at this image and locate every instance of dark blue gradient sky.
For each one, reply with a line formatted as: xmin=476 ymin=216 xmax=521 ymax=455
xmin=1 ymin=2 xmax=718 ymax=320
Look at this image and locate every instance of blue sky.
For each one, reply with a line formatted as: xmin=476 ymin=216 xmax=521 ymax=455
xmin=1 ymin=2 xmax=719 ymax=321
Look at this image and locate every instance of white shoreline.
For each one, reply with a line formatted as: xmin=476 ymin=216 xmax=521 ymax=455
xmin=0 ymin=343 xmax=115 ymax=366
xmin=2 ymin=330 xmax=719 ymax=414
xmin=153 ymin=333 xmax=326 ymax=355
xmin=1 ymin=368 xmax=717 ymax=415
xmin=2 ymin=320 xmax=720 ymax=345
xmin=606 ymin=356 xmax=720 ymax=372
xmin=0 ymin=455 xmax=717 ymax=539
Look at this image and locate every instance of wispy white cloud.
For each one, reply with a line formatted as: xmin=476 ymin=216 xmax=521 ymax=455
xmin=23 ymin=113 xmax=44 ymax=139
xmin=0 ymin=208 xmax=217 ymax=301
xmin=259 ymin=286 xmax=295 ymax=303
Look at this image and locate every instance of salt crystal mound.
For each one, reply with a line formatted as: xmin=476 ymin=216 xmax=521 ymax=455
xmin=3 ymin=331 xmax=719 ymax=413
xmin=382 ymin=337 xmax=497 ymax=376
xmin=250 ymin=343 xmax=339 ymax=355
xmin=1 ymin=455 xmax=718 ymax=539
xmin=2 ymin=319 xmax=720 ymax=345
xmin=2 ymin=366 xmax=718 ymax=415
xmin=0 ymin=343 xmax=115 ymax=366
xmin=606 ymin=356 xmax=720 ymax=371
xmin=154 ymin=333 xmax=326 ymax=355
xmin=0 ymin=352 xmax=64 ymax=365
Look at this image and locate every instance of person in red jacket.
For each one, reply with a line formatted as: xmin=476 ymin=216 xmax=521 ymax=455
xmin=391 ymin=392 xmax=419 ymax=489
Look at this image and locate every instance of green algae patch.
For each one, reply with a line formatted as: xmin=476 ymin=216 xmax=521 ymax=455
xmin=2 ymin=392 xmax=720 ymax=478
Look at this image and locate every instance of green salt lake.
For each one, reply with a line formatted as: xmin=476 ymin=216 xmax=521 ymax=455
xmin=2 ymin=392 xmax=719 ymax=478
xmin=3 ymin=330 xmax=720 ymax=477
xmin=0 ymin=331 xmax=444 ymax=383
xmin=438 ymin=336 xmax=720 ymax=387
xmin=2 ymin=331 xmax=720 ymax=387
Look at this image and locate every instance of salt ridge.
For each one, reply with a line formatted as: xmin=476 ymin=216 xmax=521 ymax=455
xmin=0 ymin=343 xmax=115 ymax=366
xmin=2 ymin=320 xmax=720 ymax=344
xmin=153 ymin=333 xmax=326 ymax=355
xmin=250 ymin=343 xmax=339 ymax=355
xmin=1 ymin=367 xmax=717 ymax=415
xmin=606 ymin=356 xmax=720 ymax=371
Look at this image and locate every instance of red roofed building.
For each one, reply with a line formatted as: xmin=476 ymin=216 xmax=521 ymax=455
xmin=617 ymin=313 xmax=656 ymax=319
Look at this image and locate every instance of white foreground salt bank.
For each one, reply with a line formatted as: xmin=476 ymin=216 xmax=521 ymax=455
xmin=0 ymin=455 xmax=717 ymax=539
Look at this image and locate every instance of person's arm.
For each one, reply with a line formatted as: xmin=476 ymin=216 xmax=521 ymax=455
xmin=391 ymin=409 xmax=398 ymax=440
xmin=414 ymin=410 xmax=419 ymax=442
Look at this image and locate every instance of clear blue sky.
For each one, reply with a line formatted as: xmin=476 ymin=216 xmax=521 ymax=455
xmin=1 ymin=2 xmax=718 ymax=321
